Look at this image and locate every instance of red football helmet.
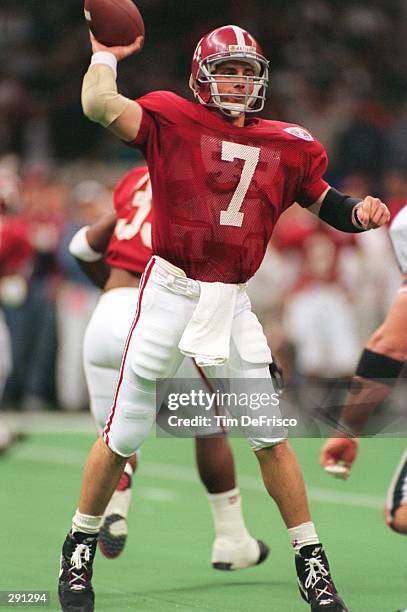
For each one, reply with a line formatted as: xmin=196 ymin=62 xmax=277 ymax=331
xmin=189 ymin=25 xmax=269 ymax=116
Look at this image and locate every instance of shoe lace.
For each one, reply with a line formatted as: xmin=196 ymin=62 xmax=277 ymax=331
xmin=304 ymin=555 xmax=333 ymax=601
xmin=69 ymin=543 xmax=91 ymax=591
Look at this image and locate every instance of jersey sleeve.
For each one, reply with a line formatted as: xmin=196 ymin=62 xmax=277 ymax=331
xmin=126 ymin=91 xmax=182 ymax=149
xmin=296 ymin=140 xmax=329 ymax=208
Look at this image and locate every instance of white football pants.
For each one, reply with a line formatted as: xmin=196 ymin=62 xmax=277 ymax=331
xmin=83 ymin=287 xmax=224 ymax=437
xmin=84 ymin=257 xmax=285 ymax=456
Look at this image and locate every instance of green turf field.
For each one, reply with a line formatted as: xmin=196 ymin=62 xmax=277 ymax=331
xmin=2 ymin=420 xmax=406 ymax=611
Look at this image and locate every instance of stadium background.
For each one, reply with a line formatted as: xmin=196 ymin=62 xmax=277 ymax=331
xmin=1 ymin=1 xmax=406 ymax=610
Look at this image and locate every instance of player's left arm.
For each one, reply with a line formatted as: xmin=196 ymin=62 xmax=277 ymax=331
xmin=69 ymin=212 xmax=117 ymax=288
xmin=307 ymin=187 xmax=390 ymax=232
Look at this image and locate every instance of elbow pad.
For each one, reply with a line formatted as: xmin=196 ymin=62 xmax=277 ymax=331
xmin=319 ymin=188 xmax=365 ymax=233
xmin=81 ymin=64 xmax=130 ymax=127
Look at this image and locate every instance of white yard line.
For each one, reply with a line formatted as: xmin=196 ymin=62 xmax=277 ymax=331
xmin=10 ymin=443 xmax=384 ymax=510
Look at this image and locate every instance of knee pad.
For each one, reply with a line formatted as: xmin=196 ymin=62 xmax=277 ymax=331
xmin=104 ymin=374 xmax=157 ymax=457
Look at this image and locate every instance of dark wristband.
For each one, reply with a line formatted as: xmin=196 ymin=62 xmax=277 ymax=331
xmin=318 ymin=187 xmax=365 ymax=233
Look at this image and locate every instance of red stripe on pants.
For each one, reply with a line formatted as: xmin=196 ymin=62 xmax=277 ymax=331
xmin=104 ymin=258 xmax=155 ymax=446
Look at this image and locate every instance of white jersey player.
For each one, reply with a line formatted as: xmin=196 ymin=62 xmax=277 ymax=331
xmin=321 ymin=204 xmax=407 ymax=610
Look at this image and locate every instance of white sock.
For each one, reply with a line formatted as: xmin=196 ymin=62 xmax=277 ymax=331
xmin=288 ymin=521 xmax=319 ymax=552
xmin=207 ymin=488 xmax=251 ymax=540
xmin=72 ymin=509 xmax=103 ymax=535
xmin=124 ymin=462 xmax=134 ymax=477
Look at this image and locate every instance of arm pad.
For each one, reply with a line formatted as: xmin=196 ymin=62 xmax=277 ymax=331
xmin=81 ymin=64 xmax=130 ymax=128
xmin=318 ymin=188 xmax=365 ymax=233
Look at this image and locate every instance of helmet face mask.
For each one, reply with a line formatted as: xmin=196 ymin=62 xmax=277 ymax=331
xmin=190 ymin=25 xmax=269 ymax=117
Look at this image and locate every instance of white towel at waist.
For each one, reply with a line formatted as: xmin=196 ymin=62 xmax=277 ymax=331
xmin=179 ymin=282 xmax=239 ymax=367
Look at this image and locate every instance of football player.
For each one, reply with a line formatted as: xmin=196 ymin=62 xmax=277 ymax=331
xmin=320 ymin=203 xmax=407 ymax=531
xmin=59 ymin=25 xmax=389 ymax=612
xmin=70 ymin=165 xmax=269 ymax=568
xmin=0 ymin=167 xmax=31 ymax=452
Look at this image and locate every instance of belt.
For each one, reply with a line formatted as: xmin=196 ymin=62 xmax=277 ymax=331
xmin=151 ymin=256 xmax=200 ymax=298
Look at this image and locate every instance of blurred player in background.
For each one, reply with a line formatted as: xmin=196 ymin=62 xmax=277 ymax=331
xmin=70 ymin=164 xmax=269 ymax=568
xmin=55 ymin=180 xmax=111 ymax=412
xmin=320 ymin=203 xmax=407 ymax=609
xmin=0 ymin=166 xmax=32 ymax=451
xmin=59 ymin=23 xmax=390 ymax=612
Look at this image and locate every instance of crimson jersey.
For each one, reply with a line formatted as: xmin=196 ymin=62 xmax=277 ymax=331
xmin=105 ymin=166 xmax=152 ymax=274
xmin=0 ymin=216 xmax=33 ymax=277
xmin=129 ymin=91 xmax=329 ymax=283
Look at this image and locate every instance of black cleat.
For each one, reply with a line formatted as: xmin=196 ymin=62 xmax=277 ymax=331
xmin=295 ymin=544 xmax=348 ymax=611
xmin=98 ymin=471 xmax=132 ymax=560
xmin=58 ymin=530 xmax=98 ymax=612
xmin=99 ymin=513 xmax=127 ymax=559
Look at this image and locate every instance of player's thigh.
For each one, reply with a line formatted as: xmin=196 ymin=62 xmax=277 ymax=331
xmin=125 ymin=280 xmax=194 ymax=381
xmin=158 ymin=357 xmax=228 ymax=437
xmin=226 ymin=352 xmax=286 ymax=451
xmin=104 ymin=282 xmax=195 ymax=454
xmin=83 ymin=288 xmax=139 ymax=374
xmin=231 ymin=292 xmax=271 ymax=365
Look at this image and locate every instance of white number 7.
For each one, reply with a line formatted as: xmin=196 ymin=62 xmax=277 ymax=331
xmin=219 ymin=141 xmax=260 ymax=227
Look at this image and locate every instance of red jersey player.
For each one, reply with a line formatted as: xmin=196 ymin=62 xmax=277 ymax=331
xmin=72 ymin=165 xmax=268 ymax=569
xmin=59 ymin=25 xmax=389 ymax=612
xmin=0 ymin=168 xmax=32 ymax=452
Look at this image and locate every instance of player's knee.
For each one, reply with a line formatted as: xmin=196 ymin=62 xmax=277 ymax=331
xmin=105 ymin=376 xmax=156 ymax=456
xmin=255 ymin=437 xmax=288 ymax=461
xmin=367 ymin=328 xmax=407 ymax=361
xmin=388 ymin=505 xmax=407 ymax=535
xmin=107 ymin=435 xmax=139 ymax=458
xmin=106 ymin=409 xmax=154 ymax=456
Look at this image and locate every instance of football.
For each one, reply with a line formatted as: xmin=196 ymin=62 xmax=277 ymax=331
xmin=84 ymin=0 xmax=144 ymax=47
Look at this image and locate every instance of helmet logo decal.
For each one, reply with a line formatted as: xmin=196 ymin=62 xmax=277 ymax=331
xmin=228 ymin=44 xmax=256 ymax=53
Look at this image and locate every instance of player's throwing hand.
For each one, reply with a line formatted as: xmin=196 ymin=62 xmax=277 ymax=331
xmin=89 ymin=31 xmax=144 ymax=61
